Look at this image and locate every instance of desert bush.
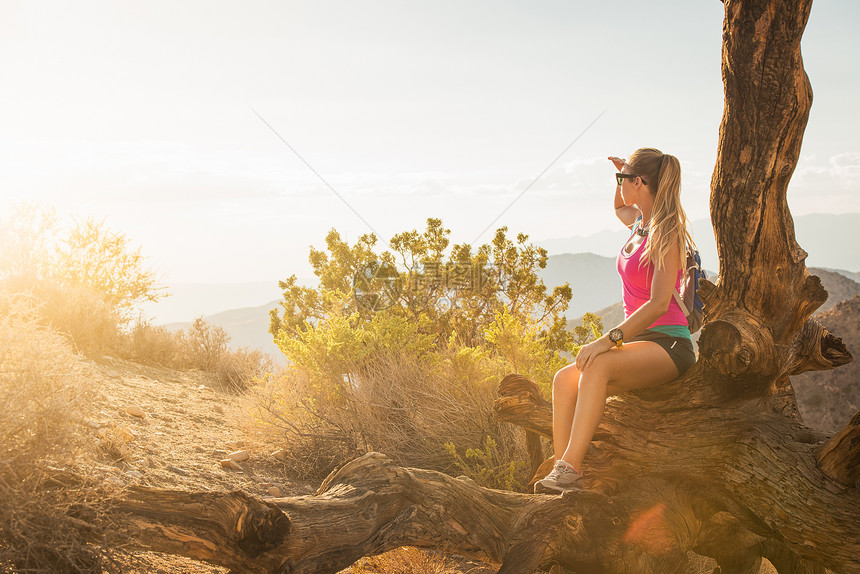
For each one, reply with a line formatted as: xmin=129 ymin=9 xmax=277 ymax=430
xmin=121 ymin=316 xmax=273 ymax=391
xmin=32 ymin=282 xmax=123 ymax=356
xmin=249 ymin=317 xmax=532 ymax=485
xmin=0 ymin=294 xmax=117 ymax=572
xmin=269 ymin=219 xmax=575 ymax=358
xmin=255 ymin=220 xmax=594 ymax=485
xmin=213 ymin=346 xmax=274 ymax=392
xmin=178 ymin=317 xmax=230 ymax=371
xmin=123 ymin=317 xmax=183 ymax=366
xmin=444 ymin=436 xmax=526 ymax=491
xmin=0 ymin=203 xmax=167 ymax=356
xmin=51 ymin=217 xmax=164 ymax=321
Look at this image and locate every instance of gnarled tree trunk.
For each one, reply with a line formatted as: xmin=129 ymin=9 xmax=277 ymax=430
xmin=94 ymin=0 xmax=859 ymax=572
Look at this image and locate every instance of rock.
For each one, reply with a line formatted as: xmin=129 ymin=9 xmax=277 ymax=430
xmin=271 ymin=449 xmax=288 ymax=461
xmin=125 ymin=405 xmax=146 ymax=418
xmin=228 ymin=450 xmax=250 ymax=462
xmin=267 ymin=486 xmax=282 ymax=497
xmin=220 ymin=459 xmax=242 ymax=471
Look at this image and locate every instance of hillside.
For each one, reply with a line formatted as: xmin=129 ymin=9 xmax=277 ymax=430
xmin=792 ymin=296 xmax=860 ymax=432
xmin=811 ymin=268 xmax=860 ymax=312
xmin=166 ymin=299 xmax=283 ymax=360
xmin=540 ymin=253 xmax=620 ymax=318
xmin=140 ymin=282 xmax=286 ymax=325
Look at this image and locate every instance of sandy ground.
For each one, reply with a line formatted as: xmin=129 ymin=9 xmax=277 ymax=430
xmin=88 ymin=356 xmax=306 ymax=574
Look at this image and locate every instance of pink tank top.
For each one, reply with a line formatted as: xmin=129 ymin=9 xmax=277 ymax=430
xmin=616 ymin=230 xmax=688 ymax=328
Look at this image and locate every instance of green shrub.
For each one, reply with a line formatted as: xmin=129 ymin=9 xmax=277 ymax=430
xmin=445 ymin=436 xmax=527 ymax=491
xmin=255 ymin=219 xmax=588 ymax=484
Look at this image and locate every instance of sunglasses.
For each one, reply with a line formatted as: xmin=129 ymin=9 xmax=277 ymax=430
xmin=616 ymin=173 xmax=648 ymax=186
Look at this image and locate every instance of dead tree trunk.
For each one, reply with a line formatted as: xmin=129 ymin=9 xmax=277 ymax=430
xmin=94 ymin=1 xmax=859 ymax=572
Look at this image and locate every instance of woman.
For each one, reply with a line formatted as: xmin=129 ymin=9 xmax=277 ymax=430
xmin=534 ymin=148 xmax=697 ymax=494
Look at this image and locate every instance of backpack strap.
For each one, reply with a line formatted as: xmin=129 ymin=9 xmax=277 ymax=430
xmin=672 ymin=289 xmax=690 ymax=317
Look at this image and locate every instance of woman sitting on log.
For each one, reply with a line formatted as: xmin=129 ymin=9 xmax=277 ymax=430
xmin=535 ymin=148 xmax=697 ymax=494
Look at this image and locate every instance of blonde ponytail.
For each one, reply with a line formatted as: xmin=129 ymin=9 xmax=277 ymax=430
xmin=627 ymin=148 xmax=695 ymax=271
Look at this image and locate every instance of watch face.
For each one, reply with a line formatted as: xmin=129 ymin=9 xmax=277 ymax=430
xmin=609 ymin=328 xmax=623 ymax=342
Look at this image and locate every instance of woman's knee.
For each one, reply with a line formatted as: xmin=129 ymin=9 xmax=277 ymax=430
xmin=552 ymin=364 xmax=580 ymax=397
xmin=577 ymin=355 xmax=612 ymax=390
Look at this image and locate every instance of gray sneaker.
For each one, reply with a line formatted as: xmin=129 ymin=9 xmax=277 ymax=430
xmin=534 ymin=461 xmax=584 ymax=494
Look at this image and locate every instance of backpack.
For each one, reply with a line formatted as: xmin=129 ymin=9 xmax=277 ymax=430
xmin=672 ymin=247 xmax=705 ymax=333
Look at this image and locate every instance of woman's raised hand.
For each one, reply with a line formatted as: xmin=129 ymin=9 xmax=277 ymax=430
xmin=608 ymin=156 xmax=625 ymax=172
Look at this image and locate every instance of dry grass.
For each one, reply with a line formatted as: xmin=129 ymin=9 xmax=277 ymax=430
xmin=97 ymin=425 xmax=136 ymax=464
xmin=345 ymin=547 xmax=497 ymax=574
xmin=0 ymin=294 xmax=120 ymax=573
xmin=243 ymin=350 xmax=531 ymax=486
xmin=348 ymin=547 xmax=453 ymax=574
xmin=123 ymin=317 xmax=273 ymax=392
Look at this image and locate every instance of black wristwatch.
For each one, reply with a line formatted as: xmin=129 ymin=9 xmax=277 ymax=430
xmin=608 ymin=328 xmax=624 ymax=349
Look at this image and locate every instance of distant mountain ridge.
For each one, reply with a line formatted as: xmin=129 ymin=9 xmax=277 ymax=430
xmin=166 ymin=300 xmax=283 ymax=361
xmin=539 ymin=213 xmax=860 ymax=274
xmin=538 ymin=253 xmax=620 ymax=319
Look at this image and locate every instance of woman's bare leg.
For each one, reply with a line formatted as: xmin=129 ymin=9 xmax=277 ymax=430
xmin=551 ymin=364 xmax=581 ymax=462
xmin=560 ymin=341 xmax=680 ymax=471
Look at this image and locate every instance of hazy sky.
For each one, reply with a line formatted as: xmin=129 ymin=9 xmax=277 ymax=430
xmin=1 ymin=1 xmax=858 ymax=284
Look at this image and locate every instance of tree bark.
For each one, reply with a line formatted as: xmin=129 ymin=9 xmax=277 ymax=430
xmin=698 ymin=0 xmax=828 ymax=387
xmin=85 ymin=1 xmax=860 ymax=573
xmin=101 ymin=452 xmax=698 ymax=574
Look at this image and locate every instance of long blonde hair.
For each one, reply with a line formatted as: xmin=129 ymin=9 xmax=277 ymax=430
xmin=627 ymin=148 xmax=695 ymax=271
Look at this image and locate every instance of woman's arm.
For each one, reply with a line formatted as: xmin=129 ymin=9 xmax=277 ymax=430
xmin=608 ymin=156 xmax=641 ymax=227
xmin=614 ymin=185 xmax=641 ymax=228
xmin=575 ymin=244 xmax=682 ymax=370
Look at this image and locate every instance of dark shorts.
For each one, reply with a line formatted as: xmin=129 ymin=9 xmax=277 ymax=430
xmin=628 ymin=329 xmax=696 ymax=375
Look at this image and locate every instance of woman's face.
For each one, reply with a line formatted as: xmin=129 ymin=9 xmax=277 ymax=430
xmin=620 ymin=163 xmax=638 ymax=205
